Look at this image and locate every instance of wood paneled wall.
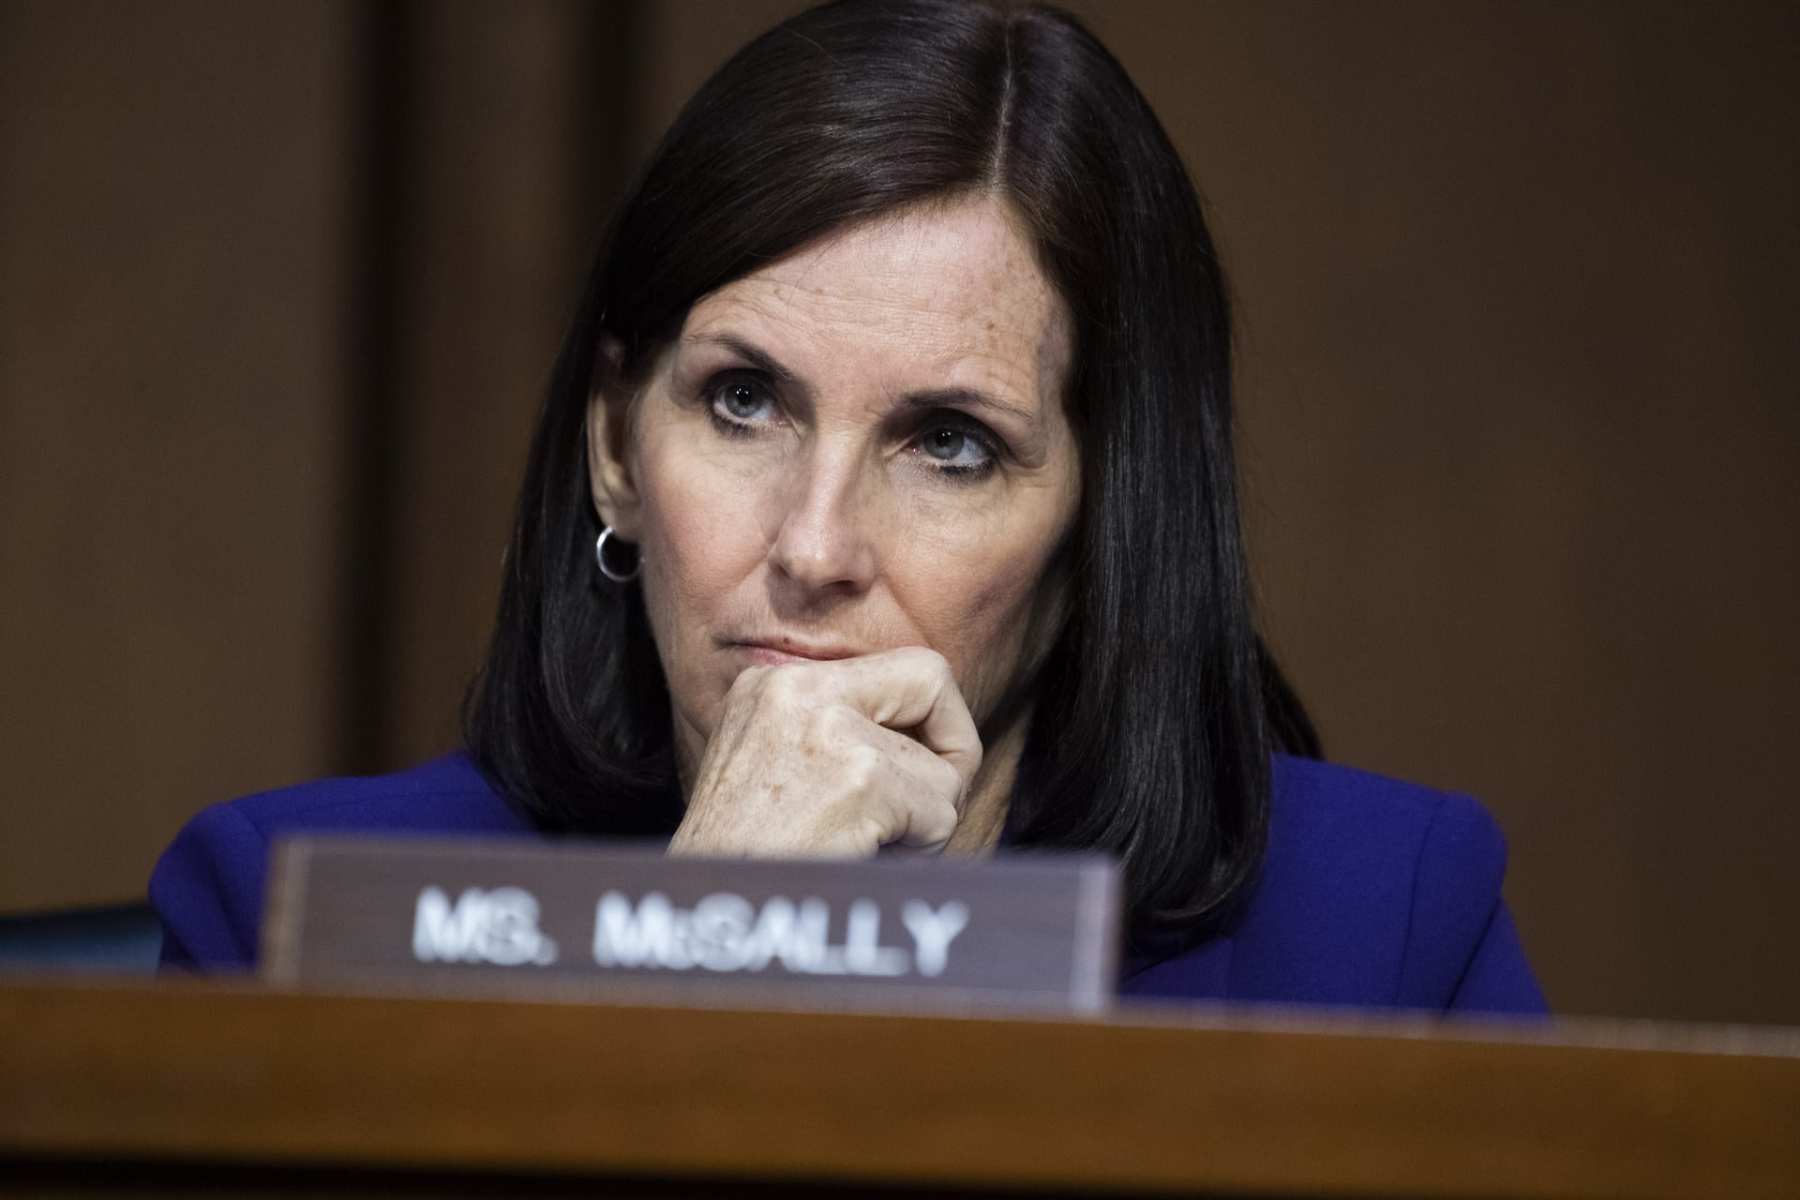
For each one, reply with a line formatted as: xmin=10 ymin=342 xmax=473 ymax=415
xmin=0 ymin=0 xmax=626 ymax=909
xmin=2 ymin=0 xmax=356 ymax=918
xmin=2 ymin=1 xmax=1795 ymax=1025
xmin=1082 ymin=0 xmax=1800 ymax=1026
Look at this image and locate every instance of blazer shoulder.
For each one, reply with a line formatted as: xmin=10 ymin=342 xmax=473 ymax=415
xmin=1267 ymin=754 xmax=1508 ymax=885
xmin=222 ymin=752 xmax=523 ymax=838
xmin=1225 ymin=755 xmax=1515 ymax=1008
xmin=148 ymin=753 xmax=528 ymax=971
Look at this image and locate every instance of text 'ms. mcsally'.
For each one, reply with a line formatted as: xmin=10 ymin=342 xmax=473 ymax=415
xmin=264 ymin=837 xmax=1121 ymax=1012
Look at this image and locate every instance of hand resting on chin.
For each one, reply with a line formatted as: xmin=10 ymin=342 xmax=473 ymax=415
xmin=669 ymin=647 xmax=983 ymax=858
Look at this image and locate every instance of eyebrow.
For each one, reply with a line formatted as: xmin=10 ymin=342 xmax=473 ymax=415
xmin=685 ymin=331 xmax=1041 ymax=426
xmin=689 ymin=333 xmax=798 ymax=385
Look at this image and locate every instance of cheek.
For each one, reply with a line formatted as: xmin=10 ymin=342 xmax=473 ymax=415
xmin=640 ymin=420 xmax=766 ymax=575
xmin=636 ymin=414 xmax=781 ymax=586
xmin=633 ymin=438 xmax=768 ymax=713
xmin=891 ymin=497 xmax=1073 ymax=712
xmin=644 ymin=476 xmax=742 ymax=596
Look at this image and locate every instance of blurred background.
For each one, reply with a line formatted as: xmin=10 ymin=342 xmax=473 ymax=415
xmin=2 ymin=0 xmax=1795 ymax=1024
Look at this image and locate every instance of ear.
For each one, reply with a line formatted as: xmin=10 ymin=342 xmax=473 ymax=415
xmin=586 ymin=336 xmax=643 ymax=540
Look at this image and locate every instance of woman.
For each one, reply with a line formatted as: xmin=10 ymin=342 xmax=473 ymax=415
xmin=153 ymin=0 xmax=1544 ymax=1013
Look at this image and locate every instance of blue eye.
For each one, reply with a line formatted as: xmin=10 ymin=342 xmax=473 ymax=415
xmin=917 ymin=421 xmax=998 ymax=477
xmin=707 ymin=375 xmax=776 ymax=433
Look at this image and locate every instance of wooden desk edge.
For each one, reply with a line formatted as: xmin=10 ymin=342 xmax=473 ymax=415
xmin=3 ymin=977 xmax=1798 ymax=1198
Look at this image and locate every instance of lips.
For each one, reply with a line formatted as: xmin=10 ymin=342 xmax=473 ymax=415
xmin=730 ymin=636 xmax=860 ymax=662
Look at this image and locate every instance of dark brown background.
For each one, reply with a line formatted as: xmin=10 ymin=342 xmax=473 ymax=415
xmin=3 ymin=0 xmax=1795 ymax=1025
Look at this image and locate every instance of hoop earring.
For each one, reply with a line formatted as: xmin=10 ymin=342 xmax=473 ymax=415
xmin=594 ymin=526 xmax=641 ymax=583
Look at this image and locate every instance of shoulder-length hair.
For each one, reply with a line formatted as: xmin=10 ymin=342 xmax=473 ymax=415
xmin=466 ymin=0 xmax=1319 ymax=949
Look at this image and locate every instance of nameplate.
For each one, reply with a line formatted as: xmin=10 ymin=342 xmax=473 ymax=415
xmin=263 ymin=837 xmax=1121 ymax=1013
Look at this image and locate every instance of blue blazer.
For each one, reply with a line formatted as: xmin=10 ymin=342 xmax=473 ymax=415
xmin=149 ymin=753 xmax=1547 ymax=1015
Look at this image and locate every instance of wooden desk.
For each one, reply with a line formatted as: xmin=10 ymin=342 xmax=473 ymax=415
xmin=2 ymin=979 xmax=1797 ymax=1197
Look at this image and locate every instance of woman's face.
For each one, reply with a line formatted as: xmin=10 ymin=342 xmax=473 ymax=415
xmin=589 ymin=196 xmax=1082 ymax=776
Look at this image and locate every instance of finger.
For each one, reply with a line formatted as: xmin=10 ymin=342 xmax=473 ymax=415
xmin=814 ymin=647 xmax=983 ymax=788
xmin=858 ymin=723 xmax=963 ymax=850
xmin=867 ymin=718 xmax=968 ymax=821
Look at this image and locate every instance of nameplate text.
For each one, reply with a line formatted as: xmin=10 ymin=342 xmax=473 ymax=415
xmin=263 ymin=837 xmax=1120 ymax=1013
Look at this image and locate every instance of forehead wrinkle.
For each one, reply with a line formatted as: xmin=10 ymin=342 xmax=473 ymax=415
xmin=694 ymin=285 xmax=1034 ymax=375
xmin=722 ymin=273 xmax=1029 ymax=350
xmin=680 ymin=201 xmax=1071 ymax=428
xmin=734 ymin=218 xmax=1055 ymax=338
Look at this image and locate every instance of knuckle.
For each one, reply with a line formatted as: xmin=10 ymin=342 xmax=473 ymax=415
xmin=902 ymin=645 xmax=952 ymax=678
xmin=842 ymin=742 xmax=883 ymax=787
xmin=930 ymin=755 xmax=964 ymax=799
xmin=908 ymin=793 xmax=957 ymax=847
xmin=762 ymin=663 xmax=813 ymax=704
xmin=855 ymin=813 xmax=894 ymax=853
xmin=816 ymin=702 xmax=860 ymax=740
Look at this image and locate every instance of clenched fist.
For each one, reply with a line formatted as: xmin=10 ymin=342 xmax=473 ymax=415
xmin=669 ymin=647 xmax=984 ymax=857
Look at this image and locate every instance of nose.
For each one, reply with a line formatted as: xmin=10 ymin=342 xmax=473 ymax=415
xmin=767 ymin=441 xmax=877 ymax=597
